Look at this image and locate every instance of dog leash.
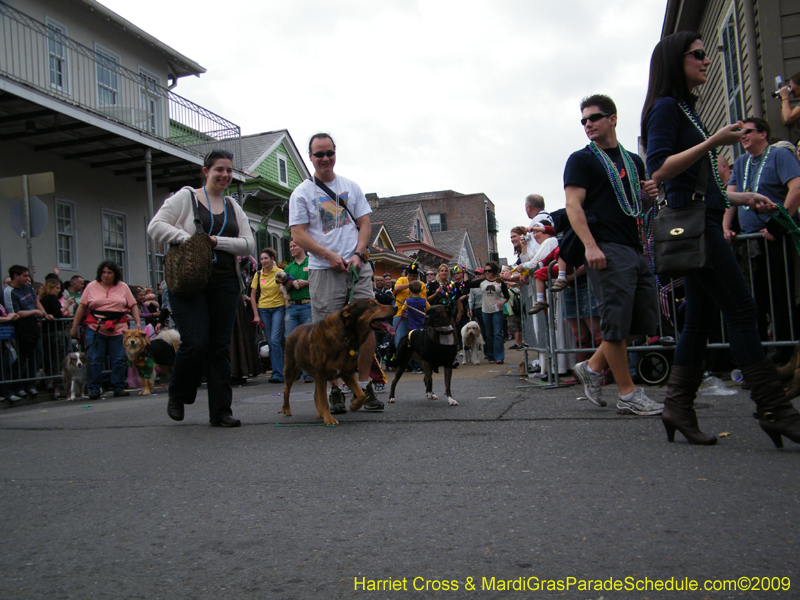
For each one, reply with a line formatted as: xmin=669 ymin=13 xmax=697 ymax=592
xmin=347 ymin=264 xmax=359 ymax=304
xmin=395 ymin=298 xmax=427 ymax=317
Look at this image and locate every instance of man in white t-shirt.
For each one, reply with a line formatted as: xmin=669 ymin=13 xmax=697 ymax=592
xmin=289 ymin=133 xmax=383 ymax=414
xmin=524 ymin=194 xmax=554 ymax=253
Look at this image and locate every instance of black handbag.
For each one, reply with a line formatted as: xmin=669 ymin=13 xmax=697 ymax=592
xmin=163 ymin=189 xmax=214 ymax=297
xmin=652 ymin=156 xmax=710 ymax=278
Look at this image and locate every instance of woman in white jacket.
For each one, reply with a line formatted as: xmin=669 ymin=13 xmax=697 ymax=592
xmin=148 ymin=149 xmax=254 ymax=427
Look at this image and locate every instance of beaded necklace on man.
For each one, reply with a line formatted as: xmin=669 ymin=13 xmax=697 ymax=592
xmin=589 ymin=141 xmax=643 ymax=217
xmin=678 ymin=102 xmax=730 ymax=207
xmin=590 ymin=141 xmax=649 ymax=251
xmin=742 ymin=146 xmax=772 ymax=193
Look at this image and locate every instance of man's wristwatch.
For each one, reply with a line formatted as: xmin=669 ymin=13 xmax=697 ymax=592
xmin=354 ymin=251 xmax=369 ymax=263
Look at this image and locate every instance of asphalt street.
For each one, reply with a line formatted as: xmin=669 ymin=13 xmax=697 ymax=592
xmin=1 ymin=351 xmax=798 ymax=600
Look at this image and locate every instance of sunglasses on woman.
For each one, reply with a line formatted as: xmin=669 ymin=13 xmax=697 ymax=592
xmin=684 ymin=49 xmax=707 ymax=61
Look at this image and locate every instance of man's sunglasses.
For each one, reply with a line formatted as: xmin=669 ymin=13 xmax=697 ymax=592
xmin=684 ymin=49 xmax=708 ymax=61
xmin=311 ymin=150 xmax=336 ymax=158
xmin=740 ymin=127 xmax=760 ymax=135
xmin=581 ymin=112 xmax=612 ymax=126
xmin=205 ymin=148 xmax=233 ymax=161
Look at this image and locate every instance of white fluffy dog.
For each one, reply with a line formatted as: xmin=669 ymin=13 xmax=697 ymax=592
xmin=461 ymin=321 xmax=485 ymax=365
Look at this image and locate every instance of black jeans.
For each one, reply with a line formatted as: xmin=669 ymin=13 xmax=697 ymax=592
xmin=674 ymin=210 xmax=765 ymax=370
xmin=169 ymin=273 xmax=240 ymax=423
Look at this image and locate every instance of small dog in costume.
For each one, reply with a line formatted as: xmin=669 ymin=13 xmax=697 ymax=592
xmin=123 ymin=329 xmax=180 ymax=395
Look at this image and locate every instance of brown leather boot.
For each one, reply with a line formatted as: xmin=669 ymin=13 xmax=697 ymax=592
xmin=743 ymin=359 xmax=800 ymax=448
xmin=661 ymin=366 xmax=717 ymax=445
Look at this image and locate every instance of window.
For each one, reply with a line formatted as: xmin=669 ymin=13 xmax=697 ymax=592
xmin=428 ymin=213 xmax=447 ymax=233
xmin=413 ymin=217 xmax=423 ymax=240
xmin=46 ymin=18 xmax=68 ymax=93
xmin=277 ymin=154 xmax=289 ymax=187
xmin=55 ymin=199 xmax=76 ymax=269
xmin=719 ymin=8 xmax=744 ymax=158
xmin=102 ymin=210 xmax=127 ymax=276
xmin=138 ymin=68 xmax=162 ymax=135
xmin=148 ymin=240 xmax=166 ymax=286
xmin=96 ymin=45 xmax=119 ymax=106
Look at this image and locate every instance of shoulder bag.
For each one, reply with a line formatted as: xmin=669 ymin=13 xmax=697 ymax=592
xmin=163 ymin=189 xmax=214 ymax=297
xmin=651 ymin=156 xmax=710 ymax=278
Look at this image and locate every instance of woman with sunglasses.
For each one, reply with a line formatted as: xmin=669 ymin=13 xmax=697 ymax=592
xmin=641 ymin=32 xmax=797 ymax=448
xmin=149 ymin=149 xmax=254 ymax=427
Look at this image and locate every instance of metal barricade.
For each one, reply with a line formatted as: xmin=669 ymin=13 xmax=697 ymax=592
xmin=520 ymin=234 xmax=799 ymax=387
xmin=0 ymin=317 xmax=73 ymax=393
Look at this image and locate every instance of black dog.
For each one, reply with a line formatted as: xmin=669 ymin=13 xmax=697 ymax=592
xmin=388 ymin=304 xmax=459 ymax=406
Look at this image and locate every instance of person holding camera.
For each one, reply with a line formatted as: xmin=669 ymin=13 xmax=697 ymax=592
xmin=778 ymin=72 xmax=800 ymax=126
xmin=464 ymin=262 xmax=509 ymax=364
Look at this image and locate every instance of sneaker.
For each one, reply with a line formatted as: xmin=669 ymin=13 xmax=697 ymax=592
xmin=528 ymin=301 xmax=549 ymax=315
xmin=88 ymin=390 xmax=101 ymax=400
xmin=329 ymin=385 xmax=346 ymax=415
xmin=302 ymin=375 xmax=314 ymax=384
xmin=14 ymin=390 xmax=26 ymax=398
xmin=362 ymin=383 xmax=384 ymax=411
xmin=616 ymin=388 xmax=663 ymax=416
xmin=508 ymin=344 xmax=522 ymax=350
xmin=25 ymin=387 xmax=38 ymax=397
xmin=113 ymin=389 xmax=130 ymax=397
xmin=373 ymin=382 xmax=385 ymax=393
xmin=573 ymin=360 xmax=606 ymax=407
xmin=411 ymin=368 xmax=424 ymax=374
xmin=550 ymin=278 xmax=569 ymax=292
xmin=4 ymin=395 xmax=21 ymax=402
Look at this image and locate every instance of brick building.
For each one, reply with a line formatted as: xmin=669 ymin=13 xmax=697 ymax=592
xmin=368 ymin=190 xmax=499 ymax=265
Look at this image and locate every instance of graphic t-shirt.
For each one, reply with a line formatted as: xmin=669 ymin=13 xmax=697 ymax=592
xmin=288 ymin=175 xmax=372 ymax=270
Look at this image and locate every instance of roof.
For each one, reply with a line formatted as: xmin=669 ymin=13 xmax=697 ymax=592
xmin=238 ymin=131 xmax=287 ymax=171
xmin=77 ymin=0 xmax=206 ymax=79
xmin=370 ymin=204 xmax=424 ymax=245
xmin=432 ymin=230 xmax=467 ymax=262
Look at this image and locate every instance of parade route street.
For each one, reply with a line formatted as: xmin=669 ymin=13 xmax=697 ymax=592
xmin=1 ymin=357 xmax=797 ymax=599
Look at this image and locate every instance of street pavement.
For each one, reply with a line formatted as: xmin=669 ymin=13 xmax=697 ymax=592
xmin=1 ymin=347 xmax=798 ymax=600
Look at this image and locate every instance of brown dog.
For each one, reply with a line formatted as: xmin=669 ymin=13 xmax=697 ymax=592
xmin=282 ymin=298 xmax=395 ymax=426
xmin=123 ymin=329 xmax=180 ymax=395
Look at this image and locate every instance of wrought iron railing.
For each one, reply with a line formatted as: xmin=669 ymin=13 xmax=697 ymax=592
xmin=0 ymin=1 xmax=241 ymax=167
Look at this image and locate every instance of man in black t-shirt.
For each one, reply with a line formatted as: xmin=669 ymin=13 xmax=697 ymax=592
xmin=564 ymin=94 xmax=661 ymax=416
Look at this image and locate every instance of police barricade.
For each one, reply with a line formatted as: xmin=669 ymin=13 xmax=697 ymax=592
xmin=519 ymin=234 xmax=799 ymax=388
xmin=0 ymin=316 xmax=130 ymax=399
xmin=0 ymin=317 xmax=74 ymax=396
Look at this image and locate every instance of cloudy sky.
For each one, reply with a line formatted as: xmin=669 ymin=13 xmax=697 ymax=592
xmin=102 ymin=0 xmax=666 ymax=260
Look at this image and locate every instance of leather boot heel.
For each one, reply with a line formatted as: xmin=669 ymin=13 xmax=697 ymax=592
xmin=663 ymin=420 xmax=677 ymax=443
xmin=662 ymin=402 xmax=717 ymax=445
xmin=756 ymin=407 xmax=800 ymax=449
xmin=662 ymin=366 xmax=717 ymax=445
xmin=744 ymin=359 xmax=800 ymax=449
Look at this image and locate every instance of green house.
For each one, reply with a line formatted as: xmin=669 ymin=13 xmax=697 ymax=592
xmin=237 ymin=130 xmax=310 ymax=263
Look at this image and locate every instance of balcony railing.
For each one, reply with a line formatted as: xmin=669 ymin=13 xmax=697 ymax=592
xmin=0 ymin=1 xmax=241 ymax=168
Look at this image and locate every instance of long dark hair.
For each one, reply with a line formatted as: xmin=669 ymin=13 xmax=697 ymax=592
xmin=641 ymin=31 xmax=702 ymax=150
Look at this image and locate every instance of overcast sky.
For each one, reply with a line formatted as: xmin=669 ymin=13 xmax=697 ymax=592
xmin=102 ymin=0 xmax=666 ymax=261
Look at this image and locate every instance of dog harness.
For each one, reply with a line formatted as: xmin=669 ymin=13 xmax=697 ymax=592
xmin=407 ymin=327 xmax=458 ymax=372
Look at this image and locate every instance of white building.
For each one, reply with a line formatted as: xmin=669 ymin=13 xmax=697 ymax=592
xmin=0 ymin=0 xmax=247 ymax=286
